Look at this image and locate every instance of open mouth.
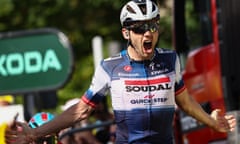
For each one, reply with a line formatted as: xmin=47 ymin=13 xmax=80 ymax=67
xmin=143 ymin=41 xmax=152 ymax=50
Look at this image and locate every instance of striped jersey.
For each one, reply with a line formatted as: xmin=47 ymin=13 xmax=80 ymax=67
xmin=82 ymin=48 xmax=186 ymax=144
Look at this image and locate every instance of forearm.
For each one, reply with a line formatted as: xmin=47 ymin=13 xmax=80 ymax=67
xmin=184 ymin=98 xmax=214 ymax=128
xmin=32 ymin=100 xmax=93 ymax=139
xmin=176 ymin=90 xmax=215 ymax=129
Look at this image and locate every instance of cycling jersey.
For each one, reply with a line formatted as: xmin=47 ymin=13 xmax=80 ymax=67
xmin=82 ymin=48 xmax=186 ymax=144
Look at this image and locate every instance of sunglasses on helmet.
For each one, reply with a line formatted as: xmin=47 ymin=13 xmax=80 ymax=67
xmin=127 ymin=20 xmax=160 ymax=34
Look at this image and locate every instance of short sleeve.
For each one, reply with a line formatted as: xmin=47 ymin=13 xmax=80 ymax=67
xmin=174 ymin=55 xmax=186 ymax=95
xmin=81 ymin=61 xmax=110 ymax=107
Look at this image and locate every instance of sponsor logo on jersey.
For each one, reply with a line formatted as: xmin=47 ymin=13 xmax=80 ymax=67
xmin=130 ymin=97 xmax=168 ymax=104
xmin=124 ymin=65 xmax=132 ymax=72
xmin=130 ymin=95 xmax=168 ymax=105
xmin=126 ymin=84 xmax=171 ymax=92
xmin=118 ymin=73 xmax=140 ymax=77
xmin=125 ymin=77 xmax=172 ymax=92
xmin=151 ymin=69 xmax=169 ymax=75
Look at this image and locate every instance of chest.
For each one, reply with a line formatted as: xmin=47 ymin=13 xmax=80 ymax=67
xmin=109 ymin=61 xmax=176 ymax=110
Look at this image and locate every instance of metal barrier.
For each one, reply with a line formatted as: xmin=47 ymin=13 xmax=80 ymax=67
xmin=58 ymin=120 xmax=115 ymax=140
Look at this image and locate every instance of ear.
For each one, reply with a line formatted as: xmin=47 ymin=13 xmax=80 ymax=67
xmin=122 ymin=28 xmax=130 ymax=40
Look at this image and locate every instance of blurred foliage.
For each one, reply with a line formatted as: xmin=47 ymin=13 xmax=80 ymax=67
xmin=0 ymin=0 xmax=173 ymax=108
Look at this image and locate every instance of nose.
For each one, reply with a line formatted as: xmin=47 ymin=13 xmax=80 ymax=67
xmin=143 ymin=30 xmax=154 ymax=38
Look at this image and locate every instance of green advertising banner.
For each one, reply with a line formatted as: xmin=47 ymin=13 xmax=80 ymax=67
xmin=0 ymin=28 xmax=73 ymax=94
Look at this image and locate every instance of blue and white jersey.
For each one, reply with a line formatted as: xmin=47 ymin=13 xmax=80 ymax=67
xmin=82 ymin=48 xmax=186 ymax=144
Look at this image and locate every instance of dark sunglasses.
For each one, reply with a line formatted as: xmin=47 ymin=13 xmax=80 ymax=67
xmin=127 ymin=21 xmax=160 ymax=34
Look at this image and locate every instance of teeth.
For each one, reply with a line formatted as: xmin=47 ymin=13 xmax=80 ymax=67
xmin=144 ymin=41 xmax=152 ymax=45
xmin=145 ymin=41 xmax=152 ymax=43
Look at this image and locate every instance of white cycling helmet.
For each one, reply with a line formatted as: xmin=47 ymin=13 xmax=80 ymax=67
xmin=120 ymin=0 xmax=160 ymax=27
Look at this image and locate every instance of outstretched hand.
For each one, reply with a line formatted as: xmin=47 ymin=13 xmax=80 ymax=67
xmin=5 ymin=119 xmax=35 ymax=144
xmin=210 ymin=109 xmax=236 ymax=133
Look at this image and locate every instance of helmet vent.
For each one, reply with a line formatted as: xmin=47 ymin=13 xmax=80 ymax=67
xmin=32 ymin=122 xmax=39 ymax=128
xmin=127 ymin=5 xmax=136 ymax=14
xmin=139 ymin=4 xmax=147 ymax=15
xmin=152 ymin=3 xmax=156 ymax=11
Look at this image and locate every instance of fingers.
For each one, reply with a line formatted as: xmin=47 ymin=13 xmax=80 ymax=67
xmin=210 ymin=109 xmax=237 ymax=132
xmin=225 ymin=114 xmax=235 ymax=121
xmin=5 ymin=126 xmax=18 ymax=144
xmin=7 ymin=113 xmax=19 ymax=130
xmin=5 ymin=121 xmax=34 ymax=144
xmin=225 ymin=114 xmax=236 ymax=132
xmin=217 ymin=114 xmax=236 ymax=132
xmin=5 ymin=121 xmax=26 ymax=144
xmin=7 ymin=122 xmax=23 ymax=133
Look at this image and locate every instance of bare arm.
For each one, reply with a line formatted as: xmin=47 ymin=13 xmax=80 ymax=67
xmin=34 ymin=100 xmax=94 ymax=136
xmin=5 ymin=99 xmax=94 ymax=144
xmin=175 ymin=89 xmax=236 ymax=132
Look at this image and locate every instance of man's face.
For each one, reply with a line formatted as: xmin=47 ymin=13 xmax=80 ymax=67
xmin=126 ymin=19 xmax=160 ymax=60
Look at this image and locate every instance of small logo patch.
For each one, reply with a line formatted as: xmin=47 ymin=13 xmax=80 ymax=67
xmin=124 ymin=65 xmax=132 ymax=72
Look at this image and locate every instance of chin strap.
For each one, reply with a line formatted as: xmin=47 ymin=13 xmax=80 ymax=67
xmin=127 ymin=34 xmax=135 ymax=50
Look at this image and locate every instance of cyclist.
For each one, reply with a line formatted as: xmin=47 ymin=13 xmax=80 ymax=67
xmin=5 ymin=0 xmax=236 ymax=144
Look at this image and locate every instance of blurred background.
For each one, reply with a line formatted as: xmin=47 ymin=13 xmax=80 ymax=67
xmin=2 ymin=0 xmax=240 ymax=143
xmin=0 ymin=0 xmax=174 ymax=110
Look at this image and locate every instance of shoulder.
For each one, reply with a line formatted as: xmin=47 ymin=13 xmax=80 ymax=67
xmin=102 ymin=50 xmax=126 ymax=64
xmin=155 ymin=47 xmax=177 ymax=55
xmin=101 ymin=50 xmax=128 ymax=72
xmin=155 ymin=48 xmax=178 ymax=60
